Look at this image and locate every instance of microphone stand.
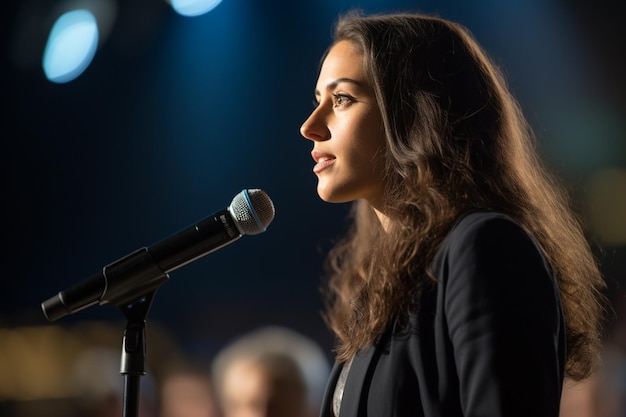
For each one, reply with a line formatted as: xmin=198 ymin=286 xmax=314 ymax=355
xmin=116 ymin=291 xmax=156 ymax=417
xmin=41 ymin=247 xmax=171 ymax=416
xmin=97 ymin=247 xmax=170 ymax=417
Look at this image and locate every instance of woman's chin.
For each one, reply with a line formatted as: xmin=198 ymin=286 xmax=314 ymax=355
xmin=316 ymin=186 xmax=353 ymax=204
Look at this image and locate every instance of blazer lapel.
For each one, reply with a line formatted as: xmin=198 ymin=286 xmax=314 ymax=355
xmin=335 ymin=343 xmax=378 ymax=417
xmin=318 ymin=327 xmax=393 ymax=417
xmin=319 ymin=362 xmax=342 ymax=417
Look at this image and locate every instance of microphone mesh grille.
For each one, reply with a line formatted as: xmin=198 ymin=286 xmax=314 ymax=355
xmin=229 ymin=189 xmax=275 ymax=235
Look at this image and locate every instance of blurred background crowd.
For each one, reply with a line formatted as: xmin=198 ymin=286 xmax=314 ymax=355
xmin=1 ymin=0 xmax=625 ymax=416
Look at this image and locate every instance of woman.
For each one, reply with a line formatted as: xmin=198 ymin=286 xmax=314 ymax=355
xmin=299 ymin=11 xmax=607 ymax=417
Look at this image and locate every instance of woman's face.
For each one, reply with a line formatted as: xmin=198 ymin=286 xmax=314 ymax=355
xmin=300 ymin=40 xmax=387 ymax=208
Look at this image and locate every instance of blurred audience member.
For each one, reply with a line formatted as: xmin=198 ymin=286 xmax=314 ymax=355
xmin=70 ymin=346 xmax=158 ymax=417
xmin=560 ymin=293 xmax=626 ymax=417
xmin=211 ymin=326 xmax=330 ymax=417
xmin=219 ymin=351 xmax=305 ymax=417
xmin=159 ymin=363 xmax=221 ymax=417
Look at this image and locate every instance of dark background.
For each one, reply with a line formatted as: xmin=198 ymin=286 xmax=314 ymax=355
xmin=1 ymin=0 xmax=625 ymax=397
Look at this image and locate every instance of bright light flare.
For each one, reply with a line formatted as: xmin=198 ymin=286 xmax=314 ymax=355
xmin=42 ymin=9 xmax=99 ymax=83
xmin=171 ymin=0 xmax=223 ymax=17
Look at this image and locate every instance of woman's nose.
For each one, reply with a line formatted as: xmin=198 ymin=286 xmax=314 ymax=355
xmin=300 ymin=107 xmax=330 ymax=142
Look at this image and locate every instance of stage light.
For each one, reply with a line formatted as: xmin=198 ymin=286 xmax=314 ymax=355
xmin=42 ymin=9 xmax=99 ymax=83
xmin=170 ymin=0 xmax=223 ymax=17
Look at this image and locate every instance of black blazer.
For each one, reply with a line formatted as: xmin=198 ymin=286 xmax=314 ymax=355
xmin=320 ymin=212 xmax=565 ymax=417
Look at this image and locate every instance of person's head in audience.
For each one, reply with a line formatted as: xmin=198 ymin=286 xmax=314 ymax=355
xmin=211 ymin=326 xmax=330 ymax=417
xmin=159 ymin=363 xmax=221 ymax=417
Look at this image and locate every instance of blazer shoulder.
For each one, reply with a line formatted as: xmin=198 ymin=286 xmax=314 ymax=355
xmin=435 ymin=211 xmax=543 ymax=266
xmin=449 ymin=211 xmax=520 ymax=236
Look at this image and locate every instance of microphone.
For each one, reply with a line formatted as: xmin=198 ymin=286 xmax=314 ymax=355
xmin=41 ymin=189 xmax=275 ymax=321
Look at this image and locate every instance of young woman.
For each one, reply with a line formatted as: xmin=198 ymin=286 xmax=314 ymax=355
xmin=299 ymin=11 xmax=607 ymax=417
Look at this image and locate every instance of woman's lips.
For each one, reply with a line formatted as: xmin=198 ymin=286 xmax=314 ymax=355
xmin=311 ymin=150 xmax=336 ymax=174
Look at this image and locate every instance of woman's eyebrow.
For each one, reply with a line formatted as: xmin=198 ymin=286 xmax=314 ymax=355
xmin=315 ymin=77 xmax=364 ymax=98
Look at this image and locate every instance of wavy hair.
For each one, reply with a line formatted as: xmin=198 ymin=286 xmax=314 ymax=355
xmin=321 ymin=11 xmax=607 ymax=381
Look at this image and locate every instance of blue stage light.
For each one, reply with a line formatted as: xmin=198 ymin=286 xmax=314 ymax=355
xmin=42 ymin=9 xmax=99 ymax=83
xmin=171 ymin=0 xmax=223 ymax=17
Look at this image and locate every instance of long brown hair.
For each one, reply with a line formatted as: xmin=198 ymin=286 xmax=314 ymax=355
xmin=322 ymin=11 xmax=607 ymax=381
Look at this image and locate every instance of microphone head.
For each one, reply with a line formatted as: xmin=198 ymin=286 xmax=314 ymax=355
xmin=229 ymin=189 xmax=275 ymax=235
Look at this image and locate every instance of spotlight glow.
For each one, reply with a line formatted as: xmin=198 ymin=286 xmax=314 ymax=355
xmin=42 ymin=9 xmax=99 ymax=83
xmin=171 ymin=0 xmax=223 ymax=17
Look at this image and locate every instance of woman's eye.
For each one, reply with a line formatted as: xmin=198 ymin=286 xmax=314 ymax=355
xmin=333 ymin=93 xmax=354 ymax=107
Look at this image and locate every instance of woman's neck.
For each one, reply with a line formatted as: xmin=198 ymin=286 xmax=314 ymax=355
xmin=373 ymin=206 xmax=392 ymax=233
